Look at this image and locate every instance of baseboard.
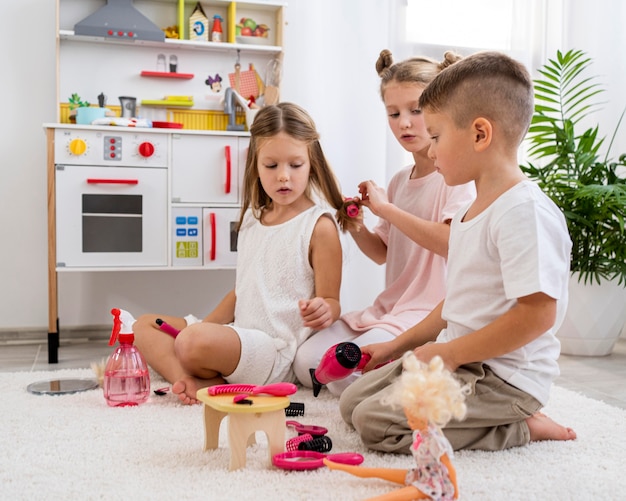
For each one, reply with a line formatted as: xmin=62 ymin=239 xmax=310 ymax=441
xmin=0 ymin=326 xmax=109 ymax=344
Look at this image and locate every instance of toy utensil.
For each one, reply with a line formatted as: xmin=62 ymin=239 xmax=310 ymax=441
xmin=264 ymin=52 xmax=282 ymax=106
xmin=286 ymin=420 xmax=328 ymax=437
xmin=272 ymin=451 xmax=364 ymax=471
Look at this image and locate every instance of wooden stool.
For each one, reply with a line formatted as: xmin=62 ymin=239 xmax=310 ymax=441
xmin=196 ymin=390 xmax=289 ymax=471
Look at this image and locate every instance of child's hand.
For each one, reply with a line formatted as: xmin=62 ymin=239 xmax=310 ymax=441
xmin=357 ymin=180 xmax=389 ymax=217
xmin=412 ymin=342 xmax=457 ymax=372
xmin=360 ymin=342 xmax=394 ymax=373
xmin=299 ymin=298 xmax=334 ymax=330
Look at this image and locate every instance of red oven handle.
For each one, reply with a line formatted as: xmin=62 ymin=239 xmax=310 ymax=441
xmin=87 ymin=178 xmax=139 ymax=185
xmin=224 ymin=145 xmax=231 ymax=194
xmin=209 ymin=212 xmax=216 ymax=261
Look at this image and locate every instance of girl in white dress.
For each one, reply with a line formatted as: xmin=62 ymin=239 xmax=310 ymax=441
xmin=133 ymin=103 xmax=357 ymax=405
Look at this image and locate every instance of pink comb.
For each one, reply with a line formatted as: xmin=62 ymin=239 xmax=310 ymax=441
xmin=208 ymin=382 xmax=297 ymax=397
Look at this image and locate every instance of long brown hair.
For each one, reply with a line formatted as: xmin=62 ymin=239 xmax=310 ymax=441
xmin=239 ymin=102 xmax=358 ymax=232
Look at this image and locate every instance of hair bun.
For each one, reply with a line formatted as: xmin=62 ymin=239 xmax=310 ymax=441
xmin=376 ymin=49 xmax=394 ymax=76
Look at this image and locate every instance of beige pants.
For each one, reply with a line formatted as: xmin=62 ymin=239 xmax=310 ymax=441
xmin=339 ymin=358 xmax=542 ymax=452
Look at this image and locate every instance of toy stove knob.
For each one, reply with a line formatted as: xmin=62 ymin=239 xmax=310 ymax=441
xmin=138 ymin=142 xmax=155 ymax=158
xmin=68 ymin=138 xmax=87 ymax=156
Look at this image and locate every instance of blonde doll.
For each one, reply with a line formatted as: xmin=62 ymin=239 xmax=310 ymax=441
xmin=324 ymin=352 xmax=468 ymax=500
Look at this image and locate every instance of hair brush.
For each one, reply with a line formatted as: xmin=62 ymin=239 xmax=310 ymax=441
xmin=285 ymin=402 xmax=305 ymax=416
xmin=207 ymin=382 xmax=297 ymax=397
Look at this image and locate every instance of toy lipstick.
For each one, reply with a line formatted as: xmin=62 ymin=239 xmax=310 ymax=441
xmin=155 ymin=318 xmax=180 ymax=338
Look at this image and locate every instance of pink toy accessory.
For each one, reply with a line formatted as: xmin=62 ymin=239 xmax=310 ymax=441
xmin=343 ymin=197 xmax=361 ymax=218
xmin=310 ymin=342 xmax=391 ymax=397
xmin=286 ymin=433 xmax=314 ymax=451
xmin=286 ymin=419 xmax=328 ymax=437
xmin=155 ymin=318 xmax=180 ymax=338
xmin=207 ymin=382 xmax=297 ymax=397
xmin=272 ymin=450 xmax=364 ymax=471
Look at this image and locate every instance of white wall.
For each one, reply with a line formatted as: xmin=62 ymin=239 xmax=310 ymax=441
xmin=1 ymin=1 xmax=57 ymax=330
xmin=562 ymin=0 xmax=626 ymax=156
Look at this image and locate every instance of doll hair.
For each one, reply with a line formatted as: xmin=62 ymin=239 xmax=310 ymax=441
xmin=375 ymin=49 xmax=463 ymax=100
xmin=238 ymin=102 xmax=359 ymax=233
xmin=382 ymin=352 xmax=469 ymax=428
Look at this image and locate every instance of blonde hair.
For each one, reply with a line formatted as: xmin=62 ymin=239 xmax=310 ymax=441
xmin=375 ymin=49 xmax=463 ymax=99
xmin=382 ymin=352 xmax=469 ymax=428
xmin=239 ymin=102 xmax=357 ymax=232
xmin=418 ymin=51 xmax=534 ymax=147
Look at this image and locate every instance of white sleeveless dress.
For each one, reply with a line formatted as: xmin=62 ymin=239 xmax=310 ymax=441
xmin=231 ymin=205 xmax=335 ymax=383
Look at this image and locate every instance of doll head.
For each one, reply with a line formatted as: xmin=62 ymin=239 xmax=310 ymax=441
xmin=382 ymin=352 xmax=469 ymax=429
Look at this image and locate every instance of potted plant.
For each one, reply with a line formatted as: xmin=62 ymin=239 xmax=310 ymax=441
xmin=68 ymin=93 xmax=90 ymax=111
xmin=68 ymin=93 xmax=105 ymax=124
xmin=521 ymin=49 xmax=626 ymax=355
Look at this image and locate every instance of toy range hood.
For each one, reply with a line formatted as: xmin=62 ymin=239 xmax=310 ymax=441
xmin=74 ymin=0 xmax=164 ymax=42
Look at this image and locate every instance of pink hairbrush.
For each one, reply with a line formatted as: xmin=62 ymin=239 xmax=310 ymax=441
xmin=207 ymin=382 xmax=297 ymax=397
xmin=273 ymin=450 xmax=364 ymax=471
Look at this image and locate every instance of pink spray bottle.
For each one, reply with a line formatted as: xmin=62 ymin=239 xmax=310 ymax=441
xmin=103 ymin=308 xmax=150 ymax=407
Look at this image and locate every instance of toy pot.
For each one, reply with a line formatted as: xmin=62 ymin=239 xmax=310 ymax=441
xmin=76 ymin=107 xmax=106 ymax=124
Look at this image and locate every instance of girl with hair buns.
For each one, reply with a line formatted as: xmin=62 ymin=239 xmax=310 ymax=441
xmin=133 ymin=102 xmax=355 ymax=405
xmin=324 ymin=352 xmax=468 ymax=500
xmin=293 ymin=50 xmax=476 ymax=395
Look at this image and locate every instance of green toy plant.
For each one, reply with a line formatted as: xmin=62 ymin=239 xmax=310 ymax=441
xmin=521 ymin=49 xmax=626 ymax=286
xmin=68 ymin=93 xmax=90 ymax=110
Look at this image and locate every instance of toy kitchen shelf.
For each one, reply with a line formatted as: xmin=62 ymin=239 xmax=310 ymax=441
xmin=58 ymin=29 xmax=282 ymax=55
xmin=140 ymin=70 xmax=194 ymax=79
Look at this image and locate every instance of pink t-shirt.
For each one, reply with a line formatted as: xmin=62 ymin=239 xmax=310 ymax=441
xmin=342 ymin=167 xmax=476 ymax=336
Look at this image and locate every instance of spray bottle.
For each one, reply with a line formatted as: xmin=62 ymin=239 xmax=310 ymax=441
xmin=103 ymin=308 xmax=150 ymax=407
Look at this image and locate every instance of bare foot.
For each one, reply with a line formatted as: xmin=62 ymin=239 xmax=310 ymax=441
xmin=526 ymin=412 xmax=577 ymax=442
xmin=172 ymin=375 xmax=206 ymax=405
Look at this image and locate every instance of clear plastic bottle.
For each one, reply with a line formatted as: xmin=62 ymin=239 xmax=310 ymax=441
xmin=104 ymin=308 xmax=150 ymax=407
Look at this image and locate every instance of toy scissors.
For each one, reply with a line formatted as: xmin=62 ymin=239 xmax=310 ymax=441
xmin=272 ymin=450 xmax=364 ymax=471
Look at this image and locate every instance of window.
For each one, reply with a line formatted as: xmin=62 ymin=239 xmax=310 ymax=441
xmin=386 ymin=0 xmax=562 ymax=173
xmin=406 ymin=0 xmax=515 ymax=50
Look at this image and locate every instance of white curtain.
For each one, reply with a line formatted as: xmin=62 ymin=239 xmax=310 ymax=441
xmin=391 ymin=0 xmax=626 ymax=159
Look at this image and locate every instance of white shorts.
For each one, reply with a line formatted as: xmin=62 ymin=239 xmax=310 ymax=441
xmin=184 ymin=314 xmax=290 ymax=385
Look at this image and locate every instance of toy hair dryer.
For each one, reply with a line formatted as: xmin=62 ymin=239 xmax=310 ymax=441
xmin=310 ymin=342 xmax=371 ymax=397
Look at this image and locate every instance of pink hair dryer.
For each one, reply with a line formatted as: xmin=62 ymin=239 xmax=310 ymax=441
xmin=310 ymin=342 xmax=370 ymax=397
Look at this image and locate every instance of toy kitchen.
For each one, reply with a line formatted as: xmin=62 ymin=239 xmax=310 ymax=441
xmin=46 ymin=0 xmax=285 ymax=362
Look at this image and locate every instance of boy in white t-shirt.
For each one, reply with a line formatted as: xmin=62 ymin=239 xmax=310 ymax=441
xmin=340 ymin=51 xmax=577 ymax=452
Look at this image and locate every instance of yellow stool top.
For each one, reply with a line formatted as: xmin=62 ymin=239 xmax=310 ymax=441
xmin=196 ymin=390 xmax=290 ymax=414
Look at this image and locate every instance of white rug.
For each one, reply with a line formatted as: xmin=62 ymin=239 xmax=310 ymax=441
xmin=2 ymin=368 xmax=624 ymax=500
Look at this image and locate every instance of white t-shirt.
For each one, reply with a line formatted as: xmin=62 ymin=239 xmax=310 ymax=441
xmin=342 ymin=167 xmax=476 ymax=336
xmin=438 ymin=180 xmax=572 ymax=404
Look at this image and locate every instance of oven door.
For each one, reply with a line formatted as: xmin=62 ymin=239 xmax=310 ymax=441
xmin=55 ymin=165 xmax=168 ymax=267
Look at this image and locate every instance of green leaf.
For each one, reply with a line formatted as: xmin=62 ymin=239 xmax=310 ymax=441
xmin=521 ymin=49 xmax=626 ymax=285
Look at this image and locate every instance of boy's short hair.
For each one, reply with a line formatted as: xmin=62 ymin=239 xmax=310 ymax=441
xmin=419 ymin=51 xmax=534 ymax=147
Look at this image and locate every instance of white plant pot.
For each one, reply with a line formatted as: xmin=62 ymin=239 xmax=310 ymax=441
xmin=557 ymin=273 xmax=626 ymax=356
